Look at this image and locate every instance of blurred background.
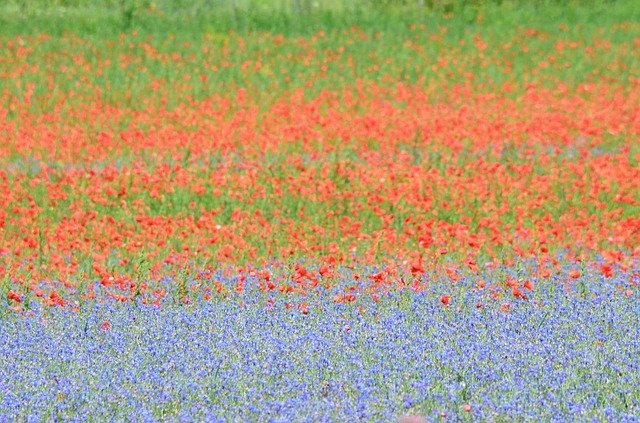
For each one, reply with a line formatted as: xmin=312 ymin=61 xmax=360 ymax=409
xmin=1 ymin=0 xmax=622 ymax=34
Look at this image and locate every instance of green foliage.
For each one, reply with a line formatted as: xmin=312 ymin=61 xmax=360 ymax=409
xmin=1 ymin=0 xmax=637 ymax=36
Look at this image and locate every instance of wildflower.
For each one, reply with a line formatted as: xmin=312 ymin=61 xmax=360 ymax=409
xmin=600 ymin=265 xmax=614 ymax=278
xmin=319 ymin=265 xmax=333 ymax=278
xmin=440 ymin=295 xmax=450 ymax=305
xmin=7 ymin=290 xmax=21 ymax=303
xmin=410 ymin=262 xmax=425 ymax=275
xmin=512 ymin=287 xmax=526 ymax=300
xmin=49 ymin=290 xmax=64 ymax=306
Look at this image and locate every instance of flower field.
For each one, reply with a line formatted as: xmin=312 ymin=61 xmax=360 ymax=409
xmin=1 ymin=0 xmax=639 ymax=421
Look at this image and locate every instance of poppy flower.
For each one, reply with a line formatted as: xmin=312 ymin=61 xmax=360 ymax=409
xmin=600 ymin=265 xmax=614 ymax=278
xmin=7 ymin=290 xmax=21 ymax=303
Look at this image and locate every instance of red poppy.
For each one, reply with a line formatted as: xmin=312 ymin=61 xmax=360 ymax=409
xmin=49 ymin=290 xmax=65 ymax=307
xmin=7 ymin=290 xmax=21 ymax=303
xmin=512 ymin=287 xmax=527 ymax=300
xmin=410 ymin=262 xmax=425 ymax=275
xmin=600 ymin=265 xmax=614 ymax=278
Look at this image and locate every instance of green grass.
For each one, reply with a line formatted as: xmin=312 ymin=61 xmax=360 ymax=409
xmin=2 ymin=0 xmax=638 ymax=115
xmin=3 ymin=0 xmax=638 ymax=36
xmin=3 ymin=0 xmax=640 ymax=38
xmin=1 ymin=2 xmax=637 ymax=114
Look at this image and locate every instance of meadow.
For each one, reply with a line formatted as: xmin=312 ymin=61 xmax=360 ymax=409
xmin=0 ymin=0 xmax=639 ymax=421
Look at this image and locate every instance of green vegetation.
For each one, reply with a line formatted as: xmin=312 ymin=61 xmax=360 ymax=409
xmin=1 ymin=0 xmax=639 ymax=36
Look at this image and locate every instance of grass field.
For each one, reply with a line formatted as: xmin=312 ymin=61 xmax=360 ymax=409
xmin=0 ymin=0 xmax=639 ymax=421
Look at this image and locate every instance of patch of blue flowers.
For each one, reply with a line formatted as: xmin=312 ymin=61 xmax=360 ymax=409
xmin=1 ymin=264 xmax=639 ymax=422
